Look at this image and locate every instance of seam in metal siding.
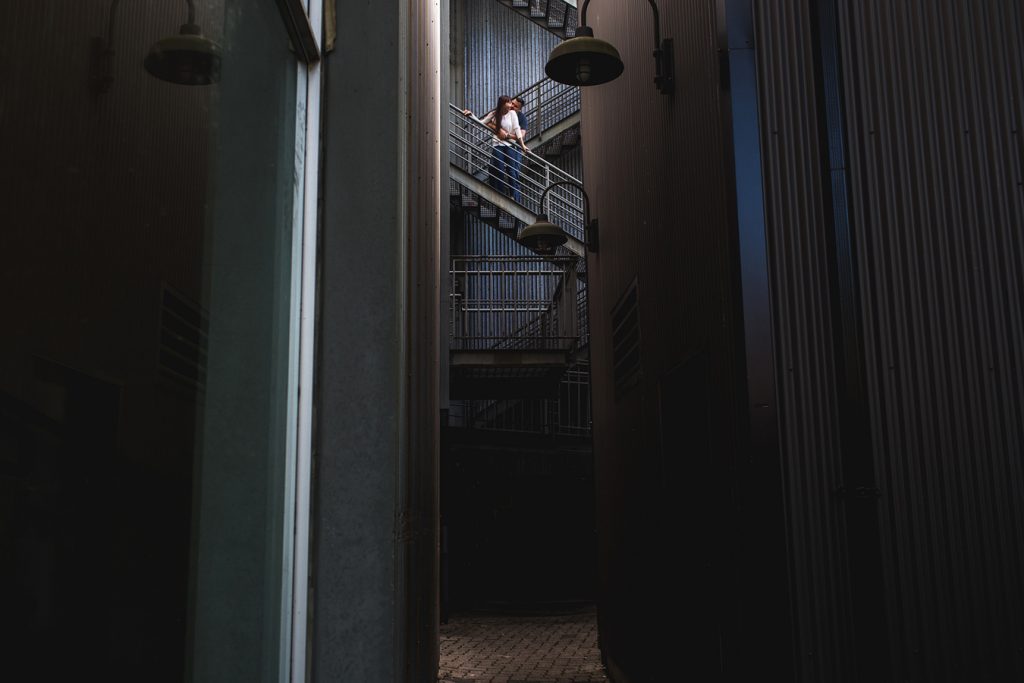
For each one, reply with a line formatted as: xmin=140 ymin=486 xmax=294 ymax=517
xmin=836 ymin=1 xmax=1024 ymax=680
xmin=755 ymin=1 xmax=858 ymax=680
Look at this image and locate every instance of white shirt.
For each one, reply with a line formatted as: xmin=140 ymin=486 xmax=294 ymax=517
xmin=484 ymin=109 xmax=522 ymax=147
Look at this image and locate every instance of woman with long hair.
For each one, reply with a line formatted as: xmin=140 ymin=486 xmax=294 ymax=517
xmin=464 ymin=95 xmax=529 ymax=202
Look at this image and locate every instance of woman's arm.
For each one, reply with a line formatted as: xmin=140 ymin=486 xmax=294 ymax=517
xmin=508 ymin=116 xmax=528 ymax=152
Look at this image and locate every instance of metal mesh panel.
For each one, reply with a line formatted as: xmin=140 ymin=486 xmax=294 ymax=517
xmin=450 ymin=255 xmax=581 ymax=352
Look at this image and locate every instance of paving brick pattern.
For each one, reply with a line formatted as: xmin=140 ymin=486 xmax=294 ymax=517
xmin=438 ymin=607 xmax=609 ymax=683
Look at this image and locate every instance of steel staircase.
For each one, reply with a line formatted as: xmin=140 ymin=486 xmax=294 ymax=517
xmin=448 ymin=103 xmax=586 ymax=257
xmin=448 ymin=254 xmax=583 ymax=399
xmin=495 ymin=0 xmax=579 ymax=40
xmin=447 ymin=77 xmax=589 ymax=429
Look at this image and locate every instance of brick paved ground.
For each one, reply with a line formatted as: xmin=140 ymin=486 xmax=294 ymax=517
xmin=438 ymin=606 xmax=608 ymax=683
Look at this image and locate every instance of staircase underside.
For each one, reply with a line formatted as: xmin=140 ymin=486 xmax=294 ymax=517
xmin=444 ymin=425 xmax=592 ymax=453
xmin=497 ymin=0 xmax=578 ymax=40
xmin=450 ymin=350 xmax=572 ymax=399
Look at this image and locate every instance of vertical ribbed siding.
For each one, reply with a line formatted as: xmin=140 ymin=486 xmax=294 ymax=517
xmin=459 ymin=214 xmax=533 ymax=255
xmin=754 ymin=2 xmax=857 ymax=680
xmin=549 ymin=145 xmax=583 ymax=182
xmin=403 ymin=0 xmax=442 ymax=677
xmin=462 ymin=0 xmax=559 ymax=113
xmin=838 ymin=2 xmax=1024 ymax=680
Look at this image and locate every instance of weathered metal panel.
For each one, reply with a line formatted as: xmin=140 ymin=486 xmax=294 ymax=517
xmin=462 ymin=0 xmax=560 ymax=114
xmin=754 ymin=2 xmax=858 ymax=680
xmin=835 ymin=2 xmax=1024 ymax=680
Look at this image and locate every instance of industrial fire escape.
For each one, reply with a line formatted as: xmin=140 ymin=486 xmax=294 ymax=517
xmin=447 ymin=71 xmax=589 ymax=437
xmin=494 ymin=0 xmax=580 ymax=40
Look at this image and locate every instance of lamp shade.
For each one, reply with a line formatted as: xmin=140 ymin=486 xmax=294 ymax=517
xmin=519 ymin=216 xmax=568 ymax=255
xmin=545 ymin=27 xmax=623 ymax=87
xmin=145 ymin=24 xmax=221 ymax=85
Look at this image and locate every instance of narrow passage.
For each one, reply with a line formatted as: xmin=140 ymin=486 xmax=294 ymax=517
xmin=438 ymin=607 xmax=608 ymax=683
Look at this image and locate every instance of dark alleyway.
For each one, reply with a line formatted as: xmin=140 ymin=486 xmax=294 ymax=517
xmin=438 ymin=606 xmax=607 ymax=683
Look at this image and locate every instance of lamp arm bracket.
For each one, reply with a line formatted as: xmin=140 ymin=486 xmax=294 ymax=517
xmin=539 ymin=180 xmax=590 ymax=223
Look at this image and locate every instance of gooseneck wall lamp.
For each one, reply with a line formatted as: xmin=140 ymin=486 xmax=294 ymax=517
xmin=145 ymin=0 xmax=221 ymax=85
xmin=520 ymin=181 xmax=599 ymax=255
xmin=545 ymin=0 xmax=674 ymax=94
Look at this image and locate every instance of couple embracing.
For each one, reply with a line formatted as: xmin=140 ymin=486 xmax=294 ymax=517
xmin=463 ymin=96 xmax=529 ymax=203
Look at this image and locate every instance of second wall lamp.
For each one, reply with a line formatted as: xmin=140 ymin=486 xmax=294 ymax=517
xmin=545 ymin=0 xmax=674 ymax=94
xmin=519 ymin=181 xmax=599 ymax=255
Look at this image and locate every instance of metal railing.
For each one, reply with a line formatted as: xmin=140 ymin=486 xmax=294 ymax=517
xmin=449 ymin=360 xmax=592 ymax=436
xmin=450 ymin=255 xmax=581 ymax=352
xmin=448 ymin=104 xmax=585 ymax=243
xmin=577 ymin=280 xmax=589 ymax=349
xmin=513 ymin=77 xmax=580 ymax=143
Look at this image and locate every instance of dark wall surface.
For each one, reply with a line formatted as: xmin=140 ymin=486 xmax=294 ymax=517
xmin=441 ymin=432 xmax=596 ymax=611
xmin=755 ymin=1 xmax=860 ymax=679
xmin=581 ymin=1 xmax=792 ymax=681
xmin=757 ymin=1 xmax=1024 ymax=681
xmin=839 ymin=2 xmax=1024 ymax=681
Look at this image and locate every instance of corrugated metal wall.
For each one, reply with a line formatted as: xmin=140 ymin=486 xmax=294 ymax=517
xmin=459 ymin=214 xmax=534 ymax=255
xmin=837 ymin=2 xmax=1024 ymax=680
xmin=754 ymin=2 xmax=858 ymax=680
xmin=758 ymin=1 xmax=1024 ymax=681
xmin=550 ymin=145 xmax=583 ymax=182
xmin=462 ymin=0 xmax=559 ymax=113
xmin=403 ymin=0 xmax=443 ymax=677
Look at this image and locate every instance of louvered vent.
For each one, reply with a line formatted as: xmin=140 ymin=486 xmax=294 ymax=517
xmin=158 ymin=285 xmax=207 ymax=395
xmin=611 ymin=279 xmax=641 ymax=399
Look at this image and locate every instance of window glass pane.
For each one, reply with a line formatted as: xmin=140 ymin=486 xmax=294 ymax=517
xmin=1 ymin=1 xmax=302 ymax=681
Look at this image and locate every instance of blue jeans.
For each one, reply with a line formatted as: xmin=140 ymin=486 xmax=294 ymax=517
xmin=489 ymin=145 xmax=522 ymax=203
xmin=506 ymin=146 xmax=522 ymax=203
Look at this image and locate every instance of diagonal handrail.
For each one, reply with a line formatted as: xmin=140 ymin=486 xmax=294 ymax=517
xmin=448 ymin=103 xmax=585 ymax=245
xmin=450 ymin=254 xmax=580 ymax=352
xmin=512 ymin=77 xmax=580 ymax=145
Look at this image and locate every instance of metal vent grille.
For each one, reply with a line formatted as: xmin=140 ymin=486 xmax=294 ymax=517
xmin=158 ymin=285 xmax=207 ymax=395
xmin=611 ymin=278 xmax=641 ymax=399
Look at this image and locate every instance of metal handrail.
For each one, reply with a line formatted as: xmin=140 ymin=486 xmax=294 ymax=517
xmin=450 ymin=255 xmax=580 ymax=352
xmin=512 ymin=77 xmax=580 ymax=143
xmin=449 ymin=104 xmax=585 ymax=243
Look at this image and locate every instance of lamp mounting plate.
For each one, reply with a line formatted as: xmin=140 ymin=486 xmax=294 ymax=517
xmin=655 ymin=38 xmax=674 ymax=95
